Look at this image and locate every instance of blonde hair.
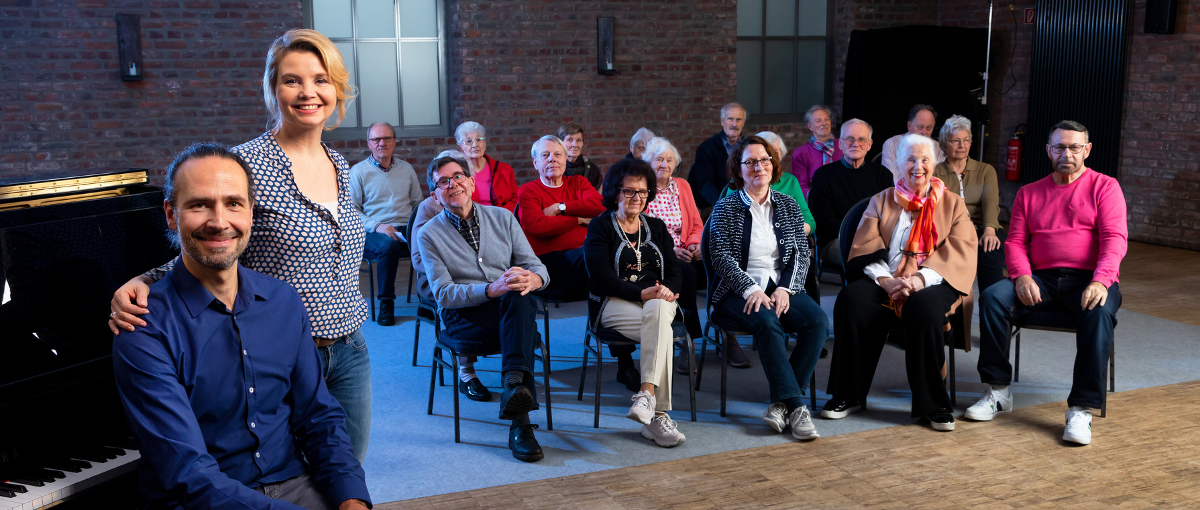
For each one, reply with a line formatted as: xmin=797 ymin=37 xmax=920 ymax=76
xmin=262 ymin=29 xmax=355 ymax=132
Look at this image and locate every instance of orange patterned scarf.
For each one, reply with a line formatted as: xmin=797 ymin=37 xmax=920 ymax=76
xmin=884 ymin=177 xmax=945 ymax=316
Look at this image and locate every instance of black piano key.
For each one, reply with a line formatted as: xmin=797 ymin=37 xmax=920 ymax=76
xmin=99 ymin=446 xmax=125 ymax=458
xmin=0 ymin=482 xmax=27 ymax=493
xmin=38 ymin=468 xmax=66 ymax=480
xmin=9 ymin=476 xmax=44 ymax=487
xmin=45 ymin=459 xmax=88 ymax=472
xmin=0 ymin=487 xmax=16 ymax=498
xmin=73 ymin=452 xmax=108 ymax=463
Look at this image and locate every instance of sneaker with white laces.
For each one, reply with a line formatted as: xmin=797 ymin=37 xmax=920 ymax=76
xmin=790 ymin=405 xmax=820 ymax=441
xmin=1063 ymin=406 xmax=1092 ymax=445
xmin=626 ymin=391 xmax=656 ymax=425
xmin=965 ymin=387 xmax=1014 ymax=421
xmin=762 ymin=402 xmax=789 ymax=433
xmin=641 ymin=414 xmax=686 ymax=447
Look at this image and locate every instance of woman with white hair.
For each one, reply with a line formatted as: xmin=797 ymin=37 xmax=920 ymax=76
xmin=933 ymin=115 xmax=1004 ymax=292
xmin=722 ymin=131 xmax=814 ymax=235
xmin=822 ymin=133 xmax=977 ymax=432
xmin=456 ymin=121 xmax=518 ymax=212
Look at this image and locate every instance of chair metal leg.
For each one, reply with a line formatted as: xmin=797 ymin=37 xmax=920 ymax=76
xmin=720 ymin=330 xmax=729 ymax=417
xmin=810 ymin=372 xmax=817 ymax=411
xmin=578 ymin=333 xmax=591 ymax=401
xmin=1014 ymin=328 xmax=1022 ymax=383
xmin=413 ymin=318 xmax=422 ymax=367
xmin=367 ymin=262 xmax=376 ymax=322
xmin=542 ymin=307 xmax=552 ymax=373
xmin=452 ymin=362 xmax=462 ymax=443
xmin=406 ymin=263 xmax=414 ymax=303
xmin=695 ymin=325 xmax=711 ymax=390
xmin=1109 ymin=337 xmax=1116 ymax=393
xmin=593 ymin=344 xmax=604 ymax=429
xmin=684 ymin=335 xmax=697 ymax=422
xmin=539 ymin=340 xmax=553 ymax=430
xmin=427 ymin=346 xmax=440 ymax=415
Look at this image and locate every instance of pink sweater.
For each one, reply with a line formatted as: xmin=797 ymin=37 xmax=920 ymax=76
xmin=790 ymin=139 xmax=843 ymax=199
xmin=1006 ymin=169 xmax=1127 ymax=287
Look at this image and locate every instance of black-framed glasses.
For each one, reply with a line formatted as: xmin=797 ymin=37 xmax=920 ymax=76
xmin=741 ymin=157 xmax=772 ymax=168
xmin=435 ymin=172 xmax=468 ymax=189
xmin=620 ymin=188 xmax=649 ymax=198
xmin=368 ymin=136 xmax=396 ymax=144
xmin=1050 ymin=144 xmax=1086 ymax=155
xmin=843 ymin=137 xmax=870 ymax=146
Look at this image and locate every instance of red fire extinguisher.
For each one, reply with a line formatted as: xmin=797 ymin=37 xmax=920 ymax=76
xmin=1005 ymin=124 xmax=1025 ymax=181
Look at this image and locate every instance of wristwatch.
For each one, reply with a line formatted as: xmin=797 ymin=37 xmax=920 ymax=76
xmin=558 ymin=203 xmax=566 ymax=213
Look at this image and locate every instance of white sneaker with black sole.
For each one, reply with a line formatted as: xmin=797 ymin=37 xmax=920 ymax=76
xmin=790 ymin=405 xmax=820 ymax=440
xmin=965 ymin=387 xmax=1013 ymax=421
xmin=762 ymin=402 xmax=789 ymax=433
xmin=1063 ymin=406 xmax=1092 ymax=445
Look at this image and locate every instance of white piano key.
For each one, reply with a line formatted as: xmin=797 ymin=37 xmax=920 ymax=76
xmin=0 ymin=448 xmax=139 ymax=510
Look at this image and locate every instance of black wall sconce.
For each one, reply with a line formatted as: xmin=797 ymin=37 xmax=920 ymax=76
xmin=116 ymin=14 xmax=143 ymax=81
xmin=597 ymin=17 xmax=617 ymax=75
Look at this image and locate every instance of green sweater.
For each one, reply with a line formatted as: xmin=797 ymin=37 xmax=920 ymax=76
xmin=722 ymin=172 xmax=815 ymax=234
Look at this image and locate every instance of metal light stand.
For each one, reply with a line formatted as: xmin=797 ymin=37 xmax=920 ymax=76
xmin=979 ymin=0 xmax=994 ymax=161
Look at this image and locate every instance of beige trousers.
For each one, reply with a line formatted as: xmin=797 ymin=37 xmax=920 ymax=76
xmin=600 ymin=297 xmax=677 ymax=411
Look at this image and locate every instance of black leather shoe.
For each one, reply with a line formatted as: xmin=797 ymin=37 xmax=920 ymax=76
xmin=820 ymin=347 xmax=829 ymax=359
xmin=509 ymin=424 xmax=543 ymax=462
xmin=615 ymin=366 xmax=641 ymax=392
xmin=459 ymin=377 xmax=492 ymax=402
xmin=820 ymin=396 xmax=863 ymax=419
xmin=499 ymin=384 xmax=536 ymax=420
xmin=719 ymin=340 xmax=751 ymax=368
xmin=928 ymin=410 xmax=955 ymax=431
xmin=377 ymin=299 xmax=395 ymax=326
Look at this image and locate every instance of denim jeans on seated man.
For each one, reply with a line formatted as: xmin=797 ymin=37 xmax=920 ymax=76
xmin=317 ymin=329 xmax=373 ymax=463
xmin=715 ymin=281 xmax=828 ymax=404
xmin=440 ymin=291 xmax=541 ymax=409
xmin=978 ymin=268 xmax=1121 ymax=410
xmin=363 ymin=232 xmax=408 ymax=300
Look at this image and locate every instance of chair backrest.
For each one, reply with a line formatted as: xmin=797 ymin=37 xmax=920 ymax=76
xmin=700 ymin=218 xmax=719 ymax=314
xmin=838 ymin=197 xmax=872 ymax=280
xmin=405 ymin=208 xmax=418 ymax=243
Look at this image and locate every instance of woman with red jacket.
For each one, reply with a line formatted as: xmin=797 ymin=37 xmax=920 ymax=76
xmin=457 ymin=121 xmax=518 ymax=212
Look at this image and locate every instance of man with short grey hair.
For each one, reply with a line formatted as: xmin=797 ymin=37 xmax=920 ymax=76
xmin=808 ymin=119 xmax=894 ymax=264
xmin=687 ymin=102 xmax=747 ymax=213
xmin=349 ymin=122 xmax=424 ymax=326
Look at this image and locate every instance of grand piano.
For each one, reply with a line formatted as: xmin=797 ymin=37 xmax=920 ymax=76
xmin=0 ymin=170 xmax=175 ymax=509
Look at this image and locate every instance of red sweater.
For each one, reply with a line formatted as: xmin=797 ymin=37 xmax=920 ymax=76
xmin=470 ymin=155 xmax=518 ymax=212
xmin=517 ymin=175 xmax=605 ymax=255
xmin=1006 ymin=168 xmax=1127 ymax=287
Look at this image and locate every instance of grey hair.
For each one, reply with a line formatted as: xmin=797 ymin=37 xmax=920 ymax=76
xmin=803 ymin=104 xmax=832 ymax=125
xmin=454 ymin=121 xmax=486 ymax=144
xmin=938 ymin=115 xmax=972 ymax=145
xmin=530 ymin=135 xmax=567 ymax=159
xmin=630 ymin=127 xmax=655 ymax=152
xmin=893 ymin=134 xmax=939 ymax=180
xmin=367 ymin=122 xmax=396 ymax=137
xmin=840 ymin=118 xmax=873 ymax=139
xmin=425 ymin=152 xmax=472 ymax=192
xmin=720 ymin=102 xmax=748 ymax=121
xmin=641 ymin=137 xmax=682 ymax=171
xmin=755 ymin=131 xmax=787 ymax=161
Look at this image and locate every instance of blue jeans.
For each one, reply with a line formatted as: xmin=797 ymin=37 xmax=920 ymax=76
xmin=978 ymin=269 xmax=1121 ymax=409
xmin=317 ymin=329 xmax=372 ymax=463
xmin=364 ymin=232 xmax=408 ymax=300
xmin=716 ymin=287 xmax=828 ymax=404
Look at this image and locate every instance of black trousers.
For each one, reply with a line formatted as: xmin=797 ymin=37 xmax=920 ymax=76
xmin=976 ymin=226 xmax=1007 ymax=293
xmin=440 ymin=292 xmax=540 ymax=406
xmin=538 ymin=247 xmax=589 ymax=295
xmin=827 ymin=279 xmax=959 ymax=418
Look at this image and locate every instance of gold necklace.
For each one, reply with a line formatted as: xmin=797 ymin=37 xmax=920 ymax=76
xmin=616 ymin=215 xmax=644 ymax=277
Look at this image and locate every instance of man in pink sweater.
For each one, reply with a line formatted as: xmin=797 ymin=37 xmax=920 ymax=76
xmin=966 ymin=121 xmax=1127 ymax=446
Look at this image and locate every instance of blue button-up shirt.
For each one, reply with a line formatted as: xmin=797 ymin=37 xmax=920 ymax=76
xmin=113 ymin=260 xmax=370 ymax=509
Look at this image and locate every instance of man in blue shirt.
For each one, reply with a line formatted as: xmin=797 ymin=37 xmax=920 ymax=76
xmin=112 ymin=144 xmax=371 ymax=510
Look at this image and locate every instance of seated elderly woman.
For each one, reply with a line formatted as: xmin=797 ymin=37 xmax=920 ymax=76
xmin=584 ymin=158 xmax=687 ymax=448
xmin=456 ymin=121 xmax=518 ymax=212
xmin=708 ymin=135 xmax=829 ymax=441
xmin=933 ymin=115 xmax=1004 ymax=292
xmin=821 ymin=133 xmax=978 ymax=431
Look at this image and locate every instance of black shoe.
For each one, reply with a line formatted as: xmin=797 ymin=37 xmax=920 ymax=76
xmin=820 ymin=396 xmax=863 ymax=419
xmin=675 ymin=343 xmax=692 ymax=374
xmin=928 ymin=410 xmax=955 ymax=431
xmin=820 ymin=347 xmax=829 ymax=359
xmin=377 ymin=299 xmax=395 ymax=326
xmin=509 ymin=424 xmax=543 ymax=462
xmin=499 ymin=384 xmax=536 ymax=420
xmin=459 ymin=377 xmax=492 ymax=402
xmin=718 ymin=340 xmax=751 ymax=368
xmin=615 ymin=365 xmax=641 ymax=392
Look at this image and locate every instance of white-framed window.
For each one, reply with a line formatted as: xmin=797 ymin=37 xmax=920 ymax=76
xmin=736 ymin=0 xmax=833 ymax=120
xmin=305 ymin=0 xmax=450 ymax=138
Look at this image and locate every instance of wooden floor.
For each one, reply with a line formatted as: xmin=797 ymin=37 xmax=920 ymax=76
xmin=1119 ymin=242 xmax=1200 ymax=327
xmin=381 ymin=380 xmax=1200 ymax=509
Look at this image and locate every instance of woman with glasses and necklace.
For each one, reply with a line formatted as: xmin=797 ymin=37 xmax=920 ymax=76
xmin=456 ymin=121 xmax=518 ymax=212
xmin=584 ymin=158 xmax=687 ymax=447
xmin=933 ymin=115 xmax=1004 ymax=292
xmin=706 ymin=135 xmax=829 ymax=441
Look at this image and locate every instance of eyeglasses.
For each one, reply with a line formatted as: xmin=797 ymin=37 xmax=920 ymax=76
xmin=620 ymin=188 xmax=650 ymax=198
xmin=1050 ymin=144 xmax=1087 ymax=155
xmin=842 ymin=137 xmax=870 ymax=147
xmin=741 ymin=157 xmax=773 ymax=169
xmin=368 ymin=136 xmax=396 ymax=144
xmin=459 ymin=137 xmax=485 ymax=146
xmin=947 ymin=138 xmax=972 ymax=146
xmin=435 ymin=172 xmax=468 ymax=189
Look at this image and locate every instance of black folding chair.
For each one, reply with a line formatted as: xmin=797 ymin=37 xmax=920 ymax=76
xmin=1011 ymin=310 xmax=1116 ymax=417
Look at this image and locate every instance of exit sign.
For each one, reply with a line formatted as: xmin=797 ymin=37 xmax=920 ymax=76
xmin=1024 ymin=8 xmax=1036 ymax=24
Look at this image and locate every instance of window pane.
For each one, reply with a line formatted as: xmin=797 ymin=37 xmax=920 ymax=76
xmin=357 ymin=42 xmax=400 ymax=127
xmin=763 ymin=41 xmax=794 ymax=114
xmin=399 ymin=0 xmax=437 ymax=38
xmin=736 ymin=41 xmax=762 ymax=115
xmin=798 ymin=0 xmax=826 ymax=36
xmin=400 ymin=42 xmax=441 ymax=126
xmin=737 ymin=0 xmax=763 ymax=37
xmin=333 ymin=42 xmax=359 ymax=129
xmin=312 ymin=0 xmax=352 ymax=38
xmin=765 ymin=0 xmax=795 ymax=36
xmin=796 ymin=40 xmax=825 ymax=111
xmin=357 ymin=0 xmax=396 ymax=39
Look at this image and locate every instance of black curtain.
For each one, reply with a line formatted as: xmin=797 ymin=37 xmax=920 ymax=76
xmin=842 ymin=25 xmax=990 ymax=161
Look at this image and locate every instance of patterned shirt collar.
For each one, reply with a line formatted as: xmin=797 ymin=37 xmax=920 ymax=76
xmin=368 ymin=154 xmax=392 ymax=172
xmin=721 ymin=132 xmax=736 ymax=155
xmin=443 ymin=205 xmax=481 ymax=252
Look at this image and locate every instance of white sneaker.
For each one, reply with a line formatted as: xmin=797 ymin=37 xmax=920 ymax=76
xmin=965 ymin=387 xmax=1014 ymax=421
xmin=626 ymin=391 xmax=656 ymax=425
xmin=762 ymin=402 xmax=789 ymax=433
xmin=641 ymin=414 xmax=686 ymax=447
xmin=790 ymin=405 xmax=820 ymax=441
xmin=1063 ymin=406 xmax=1092 ymax=445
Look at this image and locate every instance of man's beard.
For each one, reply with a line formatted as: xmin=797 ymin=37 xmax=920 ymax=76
xmin=181 ymin=227 xmax=247 ymax=270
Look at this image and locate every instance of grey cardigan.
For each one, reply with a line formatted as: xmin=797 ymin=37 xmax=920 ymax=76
xmin=415 ymin=203 xmax=550 ymax=310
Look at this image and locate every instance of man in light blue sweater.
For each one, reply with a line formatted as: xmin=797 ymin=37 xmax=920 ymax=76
xmin=415 ymin=153 xmax=550 ymax=463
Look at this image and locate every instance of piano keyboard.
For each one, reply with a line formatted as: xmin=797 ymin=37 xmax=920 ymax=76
xmin=0 ymin=448 xmax=140 ymax=510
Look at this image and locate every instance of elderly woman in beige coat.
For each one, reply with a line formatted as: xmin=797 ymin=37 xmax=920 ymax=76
xmin=821 ymin=134 xmax=977 ymax=432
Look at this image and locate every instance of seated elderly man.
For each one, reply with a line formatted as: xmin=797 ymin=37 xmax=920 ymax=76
xmin=808 ymin=119 xmax=894 ymax=265
xmin=967 ymin=120 xmax=1127 ymax=446
xmin=687 ymin=102 xmax=747 ymax=214
xmin=791 ymin=105 xmax=843 ymax=199
xmin=416 ymin=153 xmax=551 ymax=462
xmin=112 ymin=144 xmax=370 ymax=509
xmin=881 ymin=104 xmax=946 ymax=173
